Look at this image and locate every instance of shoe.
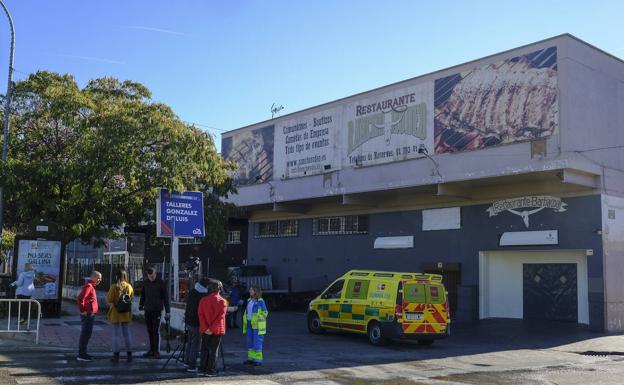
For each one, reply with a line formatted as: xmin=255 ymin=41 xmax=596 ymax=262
xmin=142 ymin=351 xmax=154 ymax=358
xmin=76 ymin=355 xmax=92 ymax=362
xmin=86 ymin=354 xmax=94 ymax=360
xmin=251 ymin=361 xmax=262 ymax=366
xmin=204 ymin=370 xmax=218 ymax=377
xmin=186 ymin=367 xmax=198 ymax=373
xmin=127 ymin=352 xmax=133 ymax=363
xmin=153 ymin=352 xmax=161 ymax=359
xmin=111 ymin=353 xmax=120 ymax=363
xmin=18 ymin=319 xmax=26 ymax=324
xmin=243 ymin=360 xmax=254 ymax=365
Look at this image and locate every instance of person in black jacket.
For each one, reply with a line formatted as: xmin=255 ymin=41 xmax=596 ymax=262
xmin=183 ymin=277 xmax=209 ymax=372
xmin=139 ymin=266 xmax=171 ymax=359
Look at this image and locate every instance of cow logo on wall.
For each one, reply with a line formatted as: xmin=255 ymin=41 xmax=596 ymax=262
xmin=486 ymin=196 xmax=567 ymax=228
xmin=344 ymin=83 xmax=434 ymax=168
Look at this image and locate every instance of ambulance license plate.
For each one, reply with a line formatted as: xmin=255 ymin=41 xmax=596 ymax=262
xmin=405 ymin=312 xmax=423 ymax=321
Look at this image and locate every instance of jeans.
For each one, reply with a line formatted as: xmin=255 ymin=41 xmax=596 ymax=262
xmin=144 ymin=311 xmax=161 ymax=353
xmin=184 ymin=325 xmax=201 ymax=368
xmin=15 ymin=295 xmax=31 ymax=320
xmin=227 ymin=307 xmax=239 ymax=328
xmin=79 ymin=314 xmax=95 ymax=356
xmin=112 ymin=322 xmax=132 ymax=353
xmin=199 ymin=333 xmax=222 ymax=373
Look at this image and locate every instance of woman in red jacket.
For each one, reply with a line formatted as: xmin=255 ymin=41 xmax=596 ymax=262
xmin=197 ymin=279 xmax=227 ymax=377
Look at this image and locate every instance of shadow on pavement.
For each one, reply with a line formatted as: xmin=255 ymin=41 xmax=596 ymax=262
xmin=0 ymin=309 xmax=618 ymax=384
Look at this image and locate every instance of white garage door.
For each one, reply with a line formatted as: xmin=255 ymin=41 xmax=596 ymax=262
xmin=479 ymin=250 xmax=589 ymax=324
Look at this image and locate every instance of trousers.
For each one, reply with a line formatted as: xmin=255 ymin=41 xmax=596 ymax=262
xmin=245 ymin=320 xmax=264 ymax=362
xmin=112 ymin=322 xmax=132 ymax=353
xmin=144 ymin=311 xmax=161 ymax=353
xmin=78 ymin=314 xmax=95 ymax=355
xmin=199 ymin=334 xmax=222 ymax=372
xmin=184 ymin=325 xmax=201 ymax=368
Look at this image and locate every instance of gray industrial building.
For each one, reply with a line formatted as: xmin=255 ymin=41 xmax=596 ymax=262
xmin=222 ymin=34 xmax=624 ymax=332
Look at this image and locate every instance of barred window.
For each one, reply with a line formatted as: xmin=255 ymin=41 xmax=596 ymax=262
xmin=226 ymin=230 xmax=241 ymax=244
xmin=254 ymin=220 xmax=298 ymax=238
xmin=313 ymin=215 xmax=369 ymax=235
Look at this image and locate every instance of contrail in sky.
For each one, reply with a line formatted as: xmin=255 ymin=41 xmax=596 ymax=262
xmin=120 ymin=25 xmax=189 ymax=36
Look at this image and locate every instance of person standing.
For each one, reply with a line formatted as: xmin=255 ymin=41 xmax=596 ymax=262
xmin=242 ymin=285 xmax=268 ymax=366
xmin=10 ymin=263 xmax=35 ymax=323
xmin=227 ymin=281 xmax=243 ymax=328
xmin=77 ymin=271 xmax=102 ymax=362
xmin=197 ymin=279 xmax=227 ymax=377
xmin=139 ymin=266 xmax=170 ymax=359
xmin=106 ymin=268 xmax=134 ymax=363
xmin=183 ymin=277 xmax=209 ymax=372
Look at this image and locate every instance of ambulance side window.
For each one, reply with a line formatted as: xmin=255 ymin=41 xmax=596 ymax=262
xmin=322 ymin=279 xmax=345 ymax=299
xmin=346 ymin=279 xmax=370 ymax=300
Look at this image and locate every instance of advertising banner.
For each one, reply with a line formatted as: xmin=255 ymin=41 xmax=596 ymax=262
xmin=222 ymin=125 xmax=274 ymax=185
xmin=157 ymin=189 xmax=205 ymax=238
xmin=274 ymin=107 xmax=341 ymax=179
xmin=434 ymin=46 xmax=558 ymax=154
xmin=16 ymin=240 xmax=62 ymax=300
xmin=343 ymin=83 xmax=434 ymax=168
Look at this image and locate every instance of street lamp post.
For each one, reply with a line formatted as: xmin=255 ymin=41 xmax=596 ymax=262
xmin=0 ymin=0 xmax=15 ymax=263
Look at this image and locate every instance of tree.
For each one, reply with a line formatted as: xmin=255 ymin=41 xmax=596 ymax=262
xmin=0 ymin=71 xmax=236 ymax=247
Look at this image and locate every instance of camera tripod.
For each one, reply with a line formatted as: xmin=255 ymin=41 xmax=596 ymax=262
xmin=162 ymin=328 xmax=227 ymax=371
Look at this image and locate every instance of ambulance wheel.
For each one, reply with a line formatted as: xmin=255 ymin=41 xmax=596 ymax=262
xmin=307 ymin=312 xmax=325 ymax=334
xmin=367 ymin=321 xmax=388 ymax=346
xmin=417 ymin=339 xmax=434 ymax=346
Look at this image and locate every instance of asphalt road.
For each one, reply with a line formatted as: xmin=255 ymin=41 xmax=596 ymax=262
xmin=1 ymin=311 xmax=624 ymax=384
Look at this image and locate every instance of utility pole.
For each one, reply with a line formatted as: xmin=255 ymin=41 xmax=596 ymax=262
xmin=0 ymin=0 xmax=15 ymax=263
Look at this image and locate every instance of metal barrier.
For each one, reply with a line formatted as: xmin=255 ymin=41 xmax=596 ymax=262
xmin=0 ymin=299 xmax=42 ymax=344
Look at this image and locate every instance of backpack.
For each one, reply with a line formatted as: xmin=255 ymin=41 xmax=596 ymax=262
xmin=116 ymin=284 xmax=132 ymax=313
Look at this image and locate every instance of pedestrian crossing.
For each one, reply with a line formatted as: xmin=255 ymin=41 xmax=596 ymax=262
xmin=0 ymin=344 xmax=276 ymax=384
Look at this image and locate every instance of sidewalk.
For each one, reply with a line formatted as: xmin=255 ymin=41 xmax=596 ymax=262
xmin=19 ymin=300 xmax=153 ymax=353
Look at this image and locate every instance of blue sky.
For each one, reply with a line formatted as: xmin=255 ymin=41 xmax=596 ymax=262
xmin=0 ymin=1 xmax=622 ymax=151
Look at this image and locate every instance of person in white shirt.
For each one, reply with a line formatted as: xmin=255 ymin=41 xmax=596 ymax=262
xmin=10 ymin=263 xmax=36 ymax=323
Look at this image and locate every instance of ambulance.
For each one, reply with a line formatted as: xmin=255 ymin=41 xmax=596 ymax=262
xmin=307 ymin=270 xmax=450 ymax=345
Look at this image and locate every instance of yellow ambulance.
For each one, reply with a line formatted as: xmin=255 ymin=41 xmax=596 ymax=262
xmin=307 ymin=270 xmax=450 ymax=345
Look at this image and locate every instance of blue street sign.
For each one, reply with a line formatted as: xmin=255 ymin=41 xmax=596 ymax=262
xmin=157 ymin=189 xmax=205 ymax=238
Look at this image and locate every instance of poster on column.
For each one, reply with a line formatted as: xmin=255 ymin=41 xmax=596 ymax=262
xmin=343 ymin=82 xmax=434 ymax=168
xmin=16 ymin=240 xmax=62 ymax=300
xmin=274 ymin=107 xmax=342 ymax=179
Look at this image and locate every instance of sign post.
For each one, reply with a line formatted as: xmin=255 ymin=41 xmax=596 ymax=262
xmin=156 ymin=189 xmax=205 ymax=303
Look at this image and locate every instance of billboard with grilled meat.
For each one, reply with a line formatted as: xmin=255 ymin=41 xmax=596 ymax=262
xmin=434 ymin=46 xmax=558 ymax=154
xmin=222 ymin=125 xmax=274 ymax=185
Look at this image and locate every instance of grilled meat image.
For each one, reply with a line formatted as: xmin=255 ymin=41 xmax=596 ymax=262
xmin=435 ymin=58 xmax=558 ymax=153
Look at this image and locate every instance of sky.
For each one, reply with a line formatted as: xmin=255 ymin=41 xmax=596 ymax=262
xmin=0 ymin=0 xmax=623 ymax=152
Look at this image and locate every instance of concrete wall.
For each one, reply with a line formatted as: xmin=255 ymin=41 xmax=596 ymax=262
xmin=559 ymin=38 xmax=624 ymax=197
xmin=248 ymin=195 xmax=605 ymax=329
xmin=602 ymin=195 xmax=624 ymax=331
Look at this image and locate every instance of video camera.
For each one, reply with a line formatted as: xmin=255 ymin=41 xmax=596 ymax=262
xmin=184 ymin=256 xmax=201 ymax=272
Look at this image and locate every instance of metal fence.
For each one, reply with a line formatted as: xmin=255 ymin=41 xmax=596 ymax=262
xmin=64 ymin=255 xmax=144 ymax=293
xmin=0 ymin=299 xmax=42 ymax=344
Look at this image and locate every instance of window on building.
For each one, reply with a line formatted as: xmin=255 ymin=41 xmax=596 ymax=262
xmin=178 ymin=238 xmax=202 ymax=245
xmin=312 ymin=215 xmax=369 ymax=235
xmin=254 ymin=220 xmax=299 ymax=238
xmin=226 ymin=230 xmax=241 ymax=244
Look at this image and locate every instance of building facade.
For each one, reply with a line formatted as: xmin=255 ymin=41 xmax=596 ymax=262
xmin=222 ymin=35 xmax=624 ymax=332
